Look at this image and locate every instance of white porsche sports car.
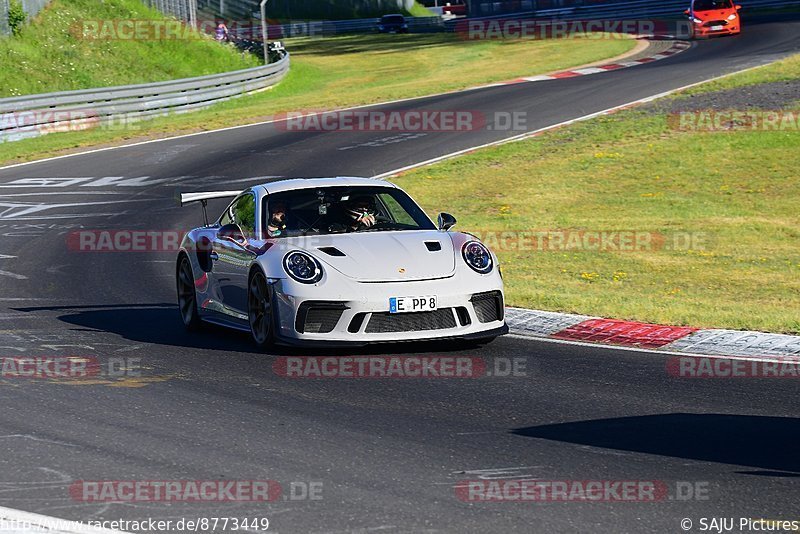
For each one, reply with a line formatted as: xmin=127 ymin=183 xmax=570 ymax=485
xmin=176 ymin=177 xmax=507 ymax=347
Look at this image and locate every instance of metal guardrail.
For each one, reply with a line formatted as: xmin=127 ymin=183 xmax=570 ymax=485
xmin=231 ymin=16 xmax=444 ymax=38
xmin=0 ymin=0 xmax=9 ymax=36
xmin=0 ymin=53 xmax=290 ymax=143
xmin=144 ymin=0 xmax=198 ymax=25
xmin=20 ymin=0 xmax=49 ymax=18
xmin=1 ymin=0 xmax=53 ymax=36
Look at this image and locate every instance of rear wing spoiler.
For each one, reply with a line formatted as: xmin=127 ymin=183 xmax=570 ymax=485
xmin=177 ymin=190 xmax=242 ymax=207
xmin=177 ymin=190 xmax=242 ymax=226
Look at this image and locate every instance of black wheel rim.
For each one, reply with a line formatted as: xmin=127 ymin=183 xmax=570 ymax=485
xmin=249 ymin=273 xmax=271 ymax=344
xmin=177 ymin=259 xmax=196 ymax=325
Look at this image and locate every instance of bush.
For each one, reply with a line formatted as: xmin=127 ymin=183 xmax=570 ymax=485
xmin=8 ymin=0 xmax=26 ymax=36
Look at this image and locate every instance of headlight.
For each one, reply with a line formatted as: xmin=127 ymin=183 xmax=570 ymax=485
xmin=727 ymin=13 xmax=737 ymax=19
xmin=462 ymin=241 xmax=493 ymax=274
xmin=283 ymin=251 xmax=323 ymax=283
xmin=692 ymin=17 xmax=703 ymax=23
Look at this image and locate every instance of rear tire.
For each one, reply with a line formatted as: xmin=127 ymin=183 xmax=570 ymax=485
xmin=248 ymin=270 xmax=275 ymax=348
xmin=177 ymin=255 xmax=202 ymax=331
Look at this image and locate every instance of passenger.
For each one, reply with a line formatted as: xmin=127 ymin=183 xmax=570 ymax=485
xmin=267 ymin=201 xmax=288 ymax=237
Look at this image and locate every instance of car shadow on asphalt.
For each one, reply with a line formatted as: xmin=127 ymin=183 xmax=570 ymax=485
xmin=511 ymin=413 xmax=800 ymax=475
xmin=13 ymin=303 xmax=487 ymax=357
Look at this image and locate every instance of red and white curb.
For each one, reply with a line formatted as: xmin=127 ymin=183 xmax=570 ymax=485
xmin=475 ymin=40 xmax=692 ymax=89
xmin=505 ymin=307 xmax=800 ymax=361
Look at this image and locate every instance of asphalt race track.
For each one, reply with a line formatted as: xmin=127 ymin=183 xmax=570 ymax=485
xmin=0 ymin=16 xmax=799 ymax=533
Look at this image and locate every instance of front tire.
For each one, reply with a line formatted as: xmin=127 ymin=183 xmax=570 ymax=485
xmin=177 ymin=255 xmax=202 ymax=331
xmin=248 ymin=270 xmax=275 ymax=348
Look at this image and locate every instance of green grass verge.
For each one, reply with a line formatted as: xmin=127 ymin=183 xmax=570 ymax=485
xmin=392 ymin=53 xmax=800 ymax=334
xmin=407 ymin=2 xmax=436 ymax=17
xmin=0 ymin=0 xmax=260 ymax=97
xmin=0 ymin=32 xmax=634 ymax=165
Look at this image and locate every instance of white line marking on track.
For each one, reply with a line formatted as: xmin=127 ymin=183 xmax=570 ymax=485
xmin=0 ymin=192 xmax=128 ymax=198
xmin=0 ymin=198 xmax=156 ymax=220
xmin=0 ymin=270 xmax=27 ymax=280
xmin=0 ymin=176 xmax=174 ymax=188
xmin=0 ymin=435 xmax=76 ymax=447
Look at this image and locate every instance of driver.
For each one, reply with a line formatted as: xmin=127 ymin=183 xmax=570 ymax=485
xmin=344 ymin=195 xmax=378 ymax=231
xmin=267 ymin=201 xmax=288 ymax=237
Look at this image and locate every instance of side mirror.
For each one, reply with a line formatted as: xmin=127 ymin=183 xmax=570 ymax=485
xmin=218 ymin=223 xmax=246 ymax=246
xmin=735 ymin=4 xmax=741 ymax=9
xmin=437 ymin=212 xmax=457 ymax=231
xmin=683 ymin=8 xmax=690 ymax=15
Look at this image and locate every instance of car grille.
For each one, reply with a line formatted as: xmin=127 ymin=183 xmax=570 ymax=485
xmin=295 ymin=302 xmax=346 ymax=334
xmin=471 ymin=291 xmax=504 ymax=323
xmin=365 ymin=308 xmax=457 ymax=333
xmin=704 ymin=20 xmax=728 ymax=27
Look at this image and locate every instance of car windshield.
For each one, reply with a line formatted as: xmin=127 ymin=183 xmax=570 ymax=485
xmin=381 ymin=15 xmax=405 ymax=23
xmin=263 ymin=186 xmax=435 ymax=238
xmin=693 ymin=0 xmax=732 ymax=10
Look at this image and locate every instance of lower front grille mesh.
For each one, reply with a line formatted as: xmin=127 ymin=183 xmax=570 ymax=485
xmin=365 ymin=308 xmax=457 ymax=333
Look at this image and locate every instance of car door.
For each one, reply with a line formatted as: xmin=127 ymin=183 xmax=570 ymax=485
xmin=212 ymin=192 xmax=258 ymax=318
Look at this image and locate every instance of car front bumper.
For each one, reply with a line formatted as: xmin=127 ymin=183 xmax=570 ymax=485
xmin=693 ymin=21 xmax=740 ymax=36
xmin=271 ymin=272 xmax=506 ymax=345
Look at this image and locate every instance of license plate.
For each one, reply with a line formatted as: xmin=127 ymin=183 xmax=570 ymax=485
xmin=711 ymin=25 xmax=723 ymax=30
xmin=389 ymin=296 xmax=437 ymax=313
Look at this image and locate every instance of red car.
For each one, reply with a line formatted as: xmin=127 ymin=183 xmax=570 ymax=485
xmin=686 ymin=0 xmax=742 ymax=37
